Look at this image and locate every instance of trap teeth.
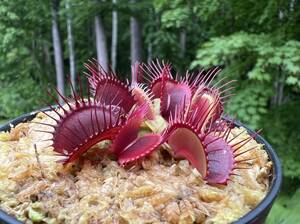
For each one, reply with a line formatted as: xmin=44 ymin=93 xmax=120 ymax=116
xmin=42 ymin=59 xmax=249 ymax=185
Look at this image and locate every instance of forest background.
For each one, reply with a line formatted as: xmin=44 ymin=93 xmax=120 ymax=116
xmin=0 ymin=0 xmax=299 ymax=222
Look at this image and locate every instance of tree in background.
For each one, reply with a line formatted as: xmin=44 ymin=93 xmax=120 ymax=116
xmin=130 ymin=0 xmax=142 ymax=64
xmin=65 ymin=0 xmax=76 ymax=89
xmin=94 ymin=1 xmax=109 ymax=71
xmin=51 ymin=0 xmax=65 ymax=102
xmin=111 ymin=0 xmax=118 ymax=72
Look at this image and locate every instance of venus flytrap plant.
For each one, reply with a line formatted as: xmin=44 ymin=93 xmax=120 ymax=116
xmin=37 ymin=59 xmax=256 ymax=185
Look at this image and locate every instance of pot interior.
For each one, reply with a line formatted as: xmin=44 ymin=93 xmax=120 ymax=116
xmin=0 ymin=108 xmax=282 ymax=224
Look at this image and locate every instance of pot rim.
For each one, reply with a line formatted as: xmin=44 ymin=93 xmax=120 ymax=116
xmin=0 ymin=108 xmax=282 ymax=224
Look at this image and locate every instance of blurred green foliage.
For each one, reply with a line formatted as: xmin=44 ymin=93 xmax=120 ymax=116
xmin=226 ymin=83 xmax=272 ymax=128
xmin=262 ymin=102 xmax=300 ymax=179
xmin=0 ymin=0 xmax=51 ymax=117
xmin=0 ymin=0 xmax=299 ymax=220
xmin=0 ymin=78 xmax=46 ymax=118
xmin=267 ymin=193 xmax=300 ymax=223
xmin=192 ymin=33 xmax=300 ymax=129
xmin=267 ymin=182 xmax=300 ymax=223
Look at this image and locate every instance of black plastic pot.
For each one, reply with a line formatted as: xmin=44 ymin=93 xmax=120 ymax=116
xmin=0 ymin=108 xmax=282 ymax=224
